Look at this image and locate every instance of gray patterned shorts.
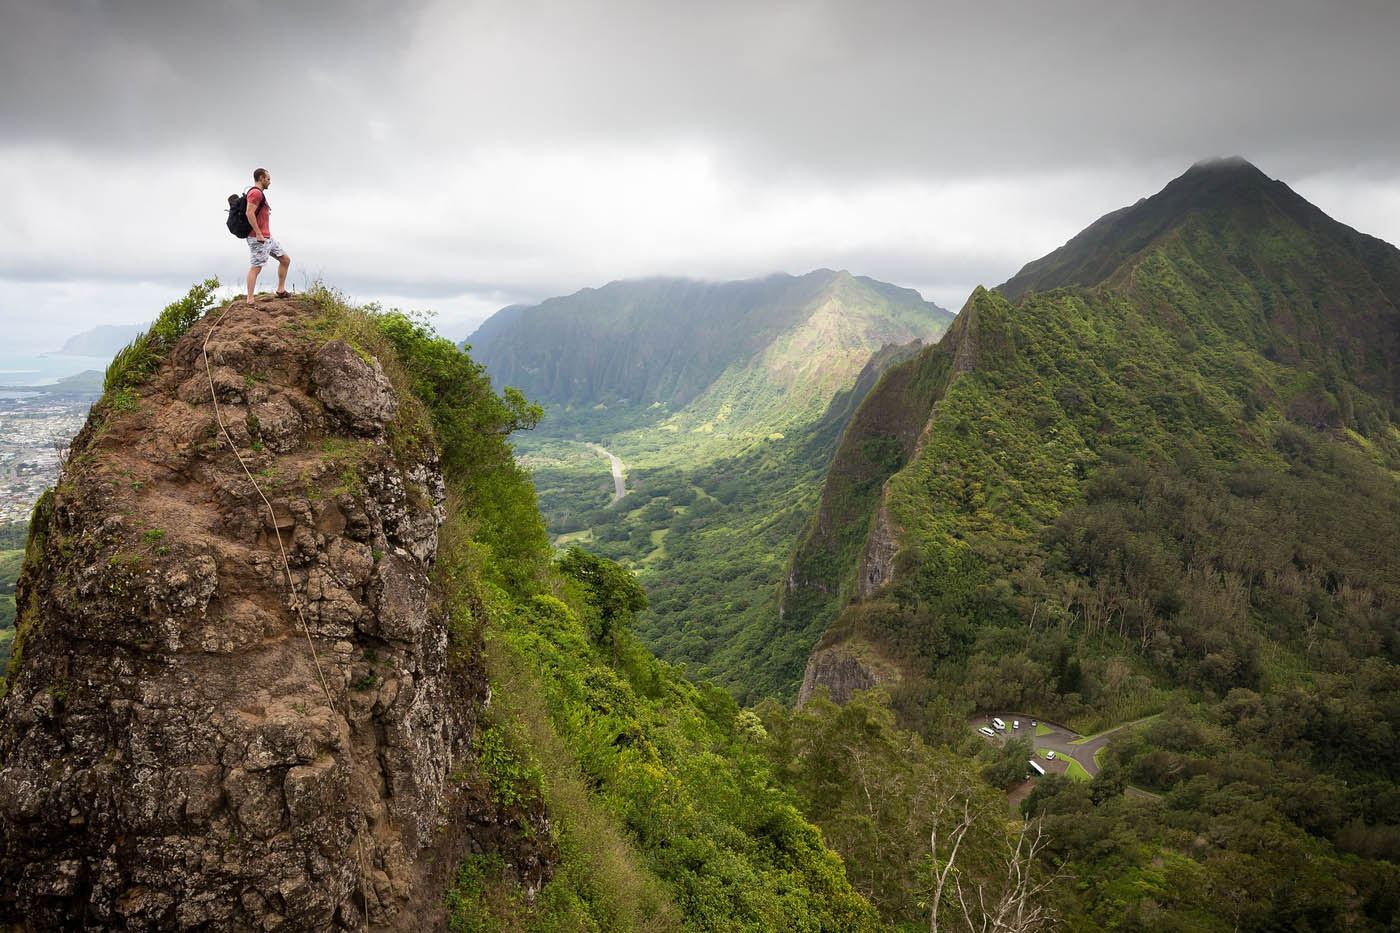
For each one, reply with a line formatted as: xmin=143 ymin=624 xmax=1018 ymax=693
xmin=246 ymin=236 xmax=286 ymax=268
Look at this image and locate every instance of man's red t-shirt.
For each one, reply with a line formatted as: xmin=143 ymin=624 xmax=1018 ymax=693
xmin=247 ymin=187 xmax=271 ymax=237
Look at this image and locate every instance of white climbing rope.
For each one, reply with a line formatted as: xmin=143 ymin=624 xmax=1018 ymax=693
xmin=200 ymin=303 xmax=340 ymax=714
xmin=201 ymin=301 xmax=373 ymax=930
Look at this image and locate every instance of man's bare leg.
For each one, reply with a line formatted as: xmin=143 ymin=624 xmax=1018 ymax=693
xmin=275 ymin=253 xmax=291 ymax=294
xmin=245 ymin=266 xmax=261 ymax=304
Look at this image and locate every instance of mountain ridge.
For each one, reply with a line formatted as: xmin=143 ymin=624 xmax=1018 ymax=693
xmin=467 ymin=269 xmax=952 ymax=414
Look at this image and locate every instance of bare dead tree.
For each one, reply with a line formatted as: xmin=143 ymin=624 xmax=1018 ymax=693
xmin=926 ymin=803 xmax=1058 ymax=933
xmin=927 ymin=798 xmax=975 ymax=933
xmin=50 ymin=430 xmax=73 ymax=474
xmin=954 ymin=820 xmax=1058 ymax=933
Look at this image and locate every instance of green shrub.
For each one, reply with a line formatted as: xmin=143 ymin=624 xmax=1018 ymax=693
xmin=104 ymin=278 xmax=220 ymax=395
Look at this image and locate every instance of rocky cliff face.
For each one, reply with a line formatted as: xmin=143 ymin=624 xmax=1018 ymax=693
xmin=0 ymin=300 xmax=547 ymax=930
xmin=854 ymin=497 xmax=900 ymax=599
xmin=794 ymin=640 xmax=900 ymax=709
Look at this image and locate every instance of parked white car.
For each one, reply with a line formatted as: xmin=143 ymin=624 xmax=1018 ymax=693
xmin=1046 ymin=750 xmax=1056 ymax=760
xmin=992 ymin=717 xmax=1006 ymax=731
xmin=978 ymin=727 xmax=995 ymax=738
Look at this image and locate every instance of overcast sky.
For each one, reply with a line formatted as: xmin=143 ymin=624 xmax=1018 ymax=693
xmin=2 ymin=0 xmax=1398 ymax=351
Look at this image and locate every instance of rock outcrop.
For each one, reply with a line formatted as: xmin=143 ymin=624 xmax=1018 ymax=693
xmin=795 ymin=639 xmax=900 ymax=709
xmin=0 ymin=299 xmax=548 ymax=930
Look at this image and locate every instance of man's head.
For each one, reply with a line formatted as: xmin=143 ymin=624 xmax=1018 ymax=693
xmin=253 ymin=168 xmax=271 ymax=189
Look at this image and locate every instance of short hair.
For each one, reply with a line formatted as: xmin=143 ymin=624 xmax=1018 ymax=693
xmin=253 ymin=167 xmax=269 ymax=182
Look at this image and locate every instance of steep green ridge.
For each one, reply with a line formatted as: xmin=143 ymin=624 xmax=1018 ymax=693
xmin=784 ymin=317 xmax=965 ymax=629
xmin=1001 ymin=157 xmax=1400 ymax=405
xmin=785 ymin=160 xmax=1400 ymax=928
xmin=475 ymin=270 xmax=951 ymax=701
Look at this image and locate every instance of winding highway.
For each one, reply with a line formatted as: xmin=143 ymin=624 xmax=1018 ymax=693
xmin=586 ymin=443 xmax=627 ymax=504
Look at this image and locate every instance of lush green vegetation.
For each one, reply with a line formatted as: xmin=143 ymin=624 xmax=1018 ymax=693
xmin=320 ymin=290 xmax=883 ymax=930
xmin=782 ymin=164 xmax=1400 ymax=929
xmin=470 ymin=271 xmax=949 ymax=702
xmin=0 ymin=526 xmax=21 ymax=666
xmin=13 ymin=157 xmax=1399 ymax=929
xmin=758 ymin=688 xmax=1055 ymax=929
xmin=1025 ymin=720 xmax=1399 ymax=930
xmin=529 ymin=423 xmax=837 ymax=703
xmin=499 ymin=291 xmax=940 ymax=702
xmin=104 ymin=278 xmax=221 ymax=396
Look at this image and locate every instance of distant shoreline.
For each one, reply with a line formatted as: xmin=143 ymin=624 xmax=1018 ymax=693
xmin=0 ymin=362 xmax=105 ymax=395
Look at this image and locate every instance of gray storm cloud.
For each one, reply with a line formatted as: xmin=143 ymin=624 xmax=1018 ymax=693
xmin=6 ymin=0 xmax=1398 ymax=174
xmin=1 ymin=0 xmax=1398 ymax=343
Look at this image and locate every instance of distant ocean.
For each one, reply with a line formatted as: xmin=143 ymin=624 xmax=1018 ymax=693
xmin=0 ymin=352 xmax=109 ymax=388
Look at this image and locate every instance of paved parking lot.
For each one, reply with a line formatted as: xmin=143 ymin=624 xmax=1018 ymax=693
xmin=970 ymin=712 xmax=1157 ymax=784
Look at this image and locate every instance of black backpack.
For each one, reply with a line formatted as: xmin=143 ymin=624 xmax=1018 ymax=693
xmin=226 ymin=187 xmax=268 ymax=238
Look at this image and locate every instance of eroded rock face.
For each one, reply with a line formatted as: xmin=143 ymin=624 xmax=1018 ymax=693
xmin=795 ymin=641 xmax=899 ymax=709
xmin=0 ymin=300 xmax=548 ymax=931
xmin=856 ymin=497 xmax=900 ymax=598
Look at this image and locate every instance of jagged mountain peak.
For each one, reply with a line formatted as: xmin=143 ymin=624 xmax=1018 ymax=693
xmin=998 ymin=157 xmax=1334 ymax=300
xmin=996 ymin=159 xmax=1400 ymax=404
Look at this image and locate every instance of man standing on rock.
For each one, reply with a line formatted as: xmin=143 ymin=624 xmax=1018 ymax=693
xmin=244 ymin=167 xmax=292 ymax=304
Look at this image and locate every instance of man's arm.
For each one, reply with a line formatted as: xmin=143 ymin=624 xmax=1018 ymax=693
xmin=246 ymin=191 xmax=264 ymax=241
